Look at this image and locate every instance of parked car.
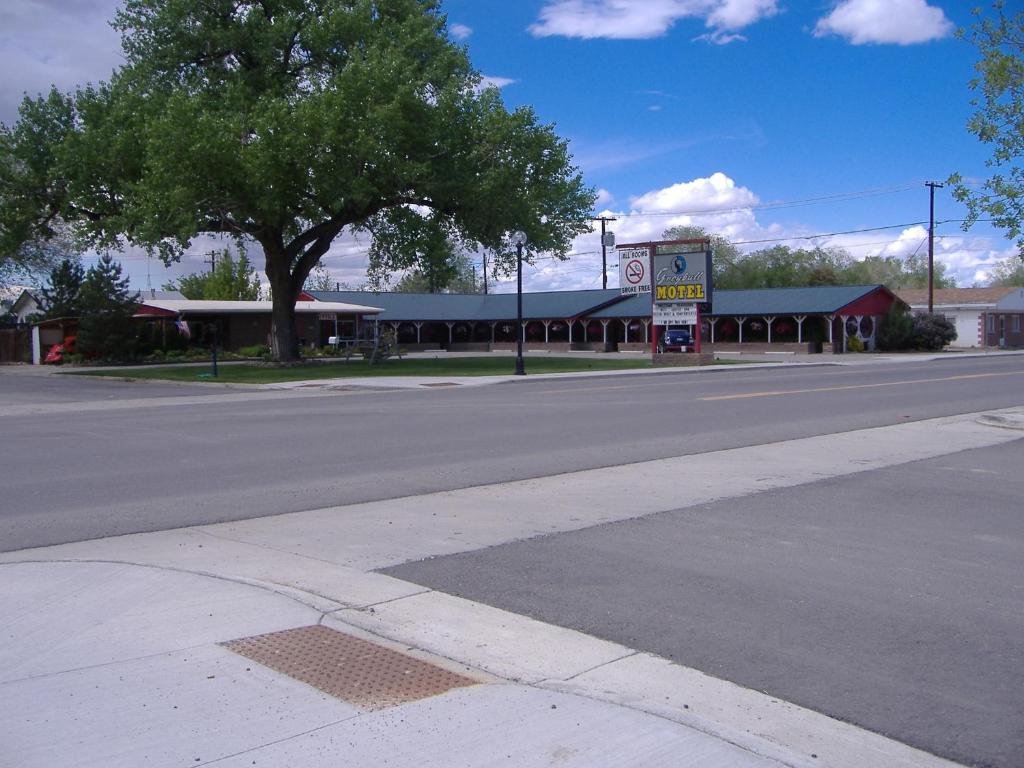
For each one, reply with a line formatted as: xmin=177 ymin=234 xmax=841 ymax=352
xmin=659 ymin=327 xmax=692 ymax=352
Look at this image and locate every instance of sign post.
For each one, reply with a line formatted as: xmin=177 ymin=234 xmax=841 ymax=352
xmin=617 ymin=238 xmax=712 ymax=358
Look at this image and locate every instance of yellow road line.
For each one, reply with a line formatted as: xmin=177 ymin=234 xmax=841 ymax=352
xmin=699 ymin=371 xmax=1024 ymax=401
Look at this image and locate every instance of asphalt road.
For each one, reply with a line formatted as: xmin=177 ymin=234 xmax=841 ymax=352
xmin=2 ymin=355 xmax=1024 ymax=550
xmin=384 ymin=440 xmax=1024 ymax=768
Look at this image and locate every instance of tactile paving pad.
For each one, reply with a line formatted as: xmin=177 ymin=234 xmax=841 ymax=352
xmin=222 ymin=625 xmax=477 ymax=710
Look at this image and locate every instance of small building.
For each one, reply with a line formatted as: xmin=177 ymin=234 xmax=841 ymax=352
xmin=8 ymin=289 xmax=42 ymax=324
xmin=133 ymin=299 xmax=385 ymax=350
xmin=897 ymin=287 xmax=1024 ymax=349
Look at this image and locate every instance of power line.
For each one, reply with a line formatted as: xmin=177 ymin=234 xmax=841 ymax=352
xmin=603 ymin=182 xmax=921 ymax=220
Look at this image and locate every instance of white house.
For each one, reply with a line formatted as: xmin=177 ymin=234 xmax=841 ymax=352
xmin=896 ymin=287 xmax=1024 ymax=349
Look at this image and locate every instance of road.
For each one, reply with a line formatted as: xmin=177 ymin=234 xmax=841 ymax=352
xmin=2 ymin=354 xmax=1024 ymax=550
xmin=386 ymin=440 xmax=1024 ymax=768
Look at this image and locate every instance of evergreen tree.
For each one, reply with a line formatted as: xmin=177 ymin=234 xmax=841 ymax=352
xmin=40 ymin=258 xmax=84 ymax=318
xmin=77 ymin=254 xmax=139 ymax=360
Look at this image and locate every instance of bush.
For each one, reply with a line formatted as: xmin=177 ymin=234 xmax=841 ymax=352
xmin=238 ymin=344 xmax=270 ymax=358
xmin=876 ymin=305 xmax=916 ymax=351
xmin=913 ymin=313 xmax=957 ymax=351
xmin=846 ymin=335 xmax=865 ymax=353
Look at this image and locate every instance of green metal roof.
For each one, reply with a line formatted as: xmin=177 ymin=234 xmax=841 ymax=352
xmin=310 ymin=285 xmax=888 ymax=322
xmin=308 ymin=289 xmax=623 ymax=322
xmin=707 ymin=285 xmax=887 ymax=316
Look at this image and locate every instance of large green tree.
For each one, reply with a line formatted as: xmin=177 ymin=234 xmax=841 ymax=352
xmin=950 ymin=2 xmax=1024 ymax=256
xmin=0 ymin=0 xmax=594 ymax=362
xmin=168 ymin=249 xmax=262 ymax=300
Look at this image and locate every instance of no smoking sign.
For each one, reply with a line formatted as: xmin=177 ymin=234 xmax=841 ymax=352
xmin=625 ymin=259 xmax=645 ymax=284
xmin=617 ymin=248 xmax=651 ymax=295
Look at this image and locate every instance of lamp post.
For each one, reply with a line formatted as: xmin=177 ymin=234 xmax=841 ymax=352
xmin=511 ymin=231 xmax=528 ymax=375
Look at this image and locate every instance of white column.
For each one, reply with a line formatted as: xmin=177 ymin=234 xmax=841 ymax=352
xmin=31 ymin=325 xmax=41 ymax=365
xmin=621 ymin=319 xmax=630 ymax=343
xmin=738 ymin=317 xmax=747 ymax=344
xmin=642 ymin=318 xmax=650 ymax=343
xmin=543 ymin=319 xmax=551 ymax=343
xmin=765 ymin=316 xmax=775 ymax=344
xmin=827 ymin=315 xmax=834 ymax=345
xmin=568 ymin=319 xmax=575 ymax=343
xmin=708 ymin=317 xmax=718 ymax=344
xmin=795 ymin=315 xmax=806 ymax=344
xmin=446 ymin=322 xmax=454 ymax=345
xmin=601 ymin=319 xmax=609 ymax=343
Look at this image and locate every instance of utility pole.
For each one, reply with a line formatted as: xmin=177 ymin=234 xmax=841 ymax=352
xmin=204 ymin=251 xmax=218 ymax=274
xmin=482 ymin=252 xmax=488 ymax=294
xmin=926 ymin=181 xmax=944 ymax=314
xmin=593 ymin=216 xmax=617 ymax=289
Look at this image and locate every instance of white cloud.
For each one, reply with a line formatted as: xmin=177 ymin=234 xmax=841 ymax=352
xmin=449 ymin=23 xmax=473 ymax=40
xmin=814 ymin=0 xmax=953 ymax=46
xmin=694 ymin=30 xmax=747 ymax=45
xmin=595 ymin=188 xmax=615 ymax=206
xmin=529 ymin=0 xmax=779 ymax=41
xmin=0 ymin=0 xmax=123 ymax=125
xmin=478 ymin=75 xmax=517 ymax=91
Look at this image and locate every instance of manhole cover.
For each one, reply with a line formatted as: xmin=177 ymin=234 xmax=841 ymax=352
xmin=222 ymin=625 xmax=477 ymax=710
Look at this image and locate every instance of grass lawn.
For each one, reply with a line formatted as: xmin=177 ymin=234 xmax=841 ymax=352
xmin=74 ymin=355 xmax=659 ymax=384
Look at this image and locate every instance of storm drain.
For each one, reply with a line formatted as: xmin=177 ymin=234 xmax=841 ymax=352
xmin=222 ymin=625 xmax=477 ymax=710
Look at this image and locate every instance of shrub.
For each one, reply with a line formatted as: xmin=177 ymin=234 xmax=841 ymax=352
xmin=846 ymin=335 xmax=865 ymax=353
xmin=913 ymin=313 xmax=957 ymax=351
xmin=876 ymin=305 xmax=916 ymax=351
xmin=238 ymin=344 xmax=270 ymax=358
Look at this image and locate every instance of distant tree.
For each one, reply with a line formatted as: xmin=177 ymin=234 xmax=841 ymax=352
xmin=706 ymin=244 xmax=855 ymax=290
xmin=77 ymin=254 xmax=139 ymax=360
xmin=392 ymin=251 xmax=482 ymax=293
xmin=168 ymin=249 xmax=261 ymax=300
xmin=662 ymin=225 xmax=742 ymax=287
xmin=40 ymin=257 xmax=84 ymax=318
xmin=913 ymin=313 xmax=958 ymax=350
xmin=987 ymin=255 xmax=1024 ymax=286
xmin=303 ymin=261 xmax=335 ymax=293
xmin=950 ymin=2 xmax=1024 ymax=256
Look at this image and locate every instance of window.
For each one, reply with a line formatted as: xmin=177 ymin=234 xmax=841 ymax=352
xmin=1014 ymin=315 xmax=1021 ymax=333
xmin=988 ymin=314 xmax=996 ymax=333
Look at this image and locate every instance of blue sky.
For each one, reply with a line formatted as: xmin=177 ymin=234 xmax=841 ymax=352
xmin=0 ymin=0 xmax=1016 ymax=292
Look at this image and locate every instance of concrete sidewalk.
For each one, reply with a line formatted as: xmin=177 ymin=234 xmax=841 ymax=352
xmin=4 ymin=409 xmax=1019 ymax=767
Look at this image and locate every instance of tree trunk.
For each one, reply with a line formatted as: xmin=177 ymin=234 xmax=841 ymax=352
xmin=270 ymin=292 xmax=300 ymax=362
xmin=265 ymin=253 xmax=301 ymax=363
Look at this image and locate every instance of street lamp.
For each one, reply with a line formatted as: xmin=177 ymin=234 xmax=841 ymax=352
xmin=511 ymin=231 xmax=528 ymax=375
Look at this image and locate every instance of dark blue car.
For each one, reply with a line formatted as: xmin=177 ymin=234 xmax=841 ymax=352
xmin=660 ymin=327 xmax=692 ymax=352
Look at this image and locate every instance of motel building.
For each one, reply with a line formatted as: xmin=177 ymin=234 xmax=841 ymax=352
xmin=306 ymin=284 xmax=903 ymax=354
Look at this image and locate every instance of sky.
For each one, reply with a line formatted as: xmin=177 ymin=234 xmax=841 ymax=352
xmin=0 ymin=0 xmax=1018 ymax=294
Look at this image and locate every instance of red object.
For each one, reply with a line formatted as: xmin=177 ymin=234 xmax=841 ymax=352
xmin=44 ymin=344 xmax=65 ymax=364
xmin=43 ymin=335 xmax=76 ymax=365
